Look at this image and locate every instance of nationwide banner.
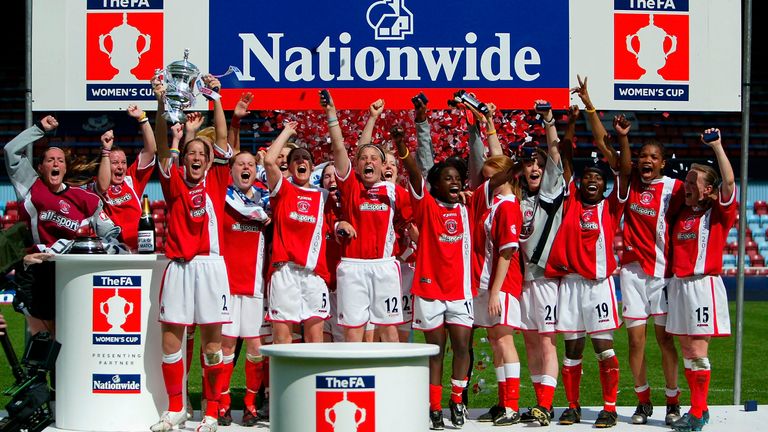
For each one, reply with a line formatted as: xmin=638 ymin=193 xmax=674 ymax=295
xmin=32 ymin=0 xmax=740 ymax=111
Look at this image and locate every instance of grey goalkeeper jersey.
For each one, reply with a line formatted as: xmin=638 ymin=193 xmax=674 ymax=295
xmin=520 ymin=154 xmax=567 ymax=281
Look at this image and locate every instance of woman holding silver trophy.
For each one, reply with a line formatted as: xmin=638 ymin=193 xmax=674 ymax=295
xmin=149 ymin=53 xmax=233 ymax=432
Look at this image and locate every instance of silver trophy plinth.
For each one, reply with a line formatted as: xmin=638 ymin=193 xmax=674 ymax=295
xmin=162 ymin=49 xmax=200 ymax=123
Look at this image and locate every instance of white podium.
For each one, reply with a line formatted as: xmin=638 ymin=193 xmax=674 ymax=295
xmin=260 ymin=342 xmax=439 ymax=432
xmin=54 ymin=254 xmax=169 ymax=431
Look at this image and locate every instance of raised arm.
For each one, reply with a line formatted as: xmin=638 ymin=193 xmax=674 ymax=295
xmin=359 ymin=99 xmax=384 ymax=146
xmin=703 ymin=128 xmax=735 ymax=200
xmin=483 ymin=103 xmax=503 ymax=157
xmin=4 ymin=116 xmax=57 ymax=198
xmin=613 ymin=115 xmax=632 ymax=198
xmin=263 ymin=121 xmax=298 ymax=191
xmin=413 ymin=96 xmax=435 ymax=177
xmin=96 ymin=130 xmax=115 ymax=194
xmin=127 ymin=104 xmax=156 ymax=167
xmin=393 ymin=125 xmax=421 ymax=192
xmin=203 ymin=75 xmax=228 ymax=152
xmin=321 ymin=90 xmax=349 ymax=177
xmin=559 ymin=106 xmax=579 ymax=183
xmin=229 ymin=91 xmax=253 ymax=153
xmin=169 ymin=123 xmax=184 ymax=167
xmin=536 ymin=100 xmax=561 ymax=167
xmin=152 ymin=75 xmax=171 ymax=172
xmin=572 ymin=75 xmax=618 ymax=170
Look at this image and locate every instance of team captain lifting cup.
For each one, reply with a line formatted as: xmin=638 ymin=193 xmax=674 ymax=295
xmin=158 ymin=49 xmax=202 ymax=124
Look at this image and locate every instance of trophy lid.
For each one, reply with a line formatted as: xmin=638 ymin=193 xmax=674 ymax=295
xmin=166 ymin=49 xmax=200 ymax=75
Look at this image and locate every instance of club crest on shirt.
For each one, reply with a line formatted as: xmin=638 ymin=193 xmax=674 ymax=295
xmin=110 ymin=183 xmax=123 ymax=195
xmin=640 ymin=191 xmax=654 ymax=205
xmin=59 ymin=200 xmax=71 ymax=215
xmin=191 ymin=193 xmax=205 ymax=208
xmin=682 ymin=215 xmax=696 ymax=231
xmin=444 ymin=219 xmax=458 ymax=234
xmin=580 ymin=209 xmax=599 ymax=231
xmin=297 ymin=200 xmax=311 ymax=213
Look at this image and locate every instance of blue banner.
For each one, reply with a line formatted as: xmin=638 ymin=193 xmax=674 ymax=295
xmin=209 ymin=0 xmax=570 ymax=109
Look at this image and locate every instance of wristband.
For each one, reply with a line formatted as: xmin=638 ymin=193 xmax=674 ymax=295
xmin=542 ymin=117 xmax=556 ymax=127
xmin=398 ymin=148 xmax=410 ymax=159
xmin=101 ymin=148 xmax=111 ymax=158
xmin=585 ymin=107 xmax=596 ymax=113
xmin=138 ymin=117 xmax=149 ymax=124
xmin=169 ymin=148 xmax=180 ymax=157
xmin=327 ymin=117 xmax=338 ymax=123
xmin=138 ymin=112 xmax=147 ymax=122
xmin=328 ymin=120 xmax=340 ymax=128
xmin=486 ymin=129 xmax=497 ymax=136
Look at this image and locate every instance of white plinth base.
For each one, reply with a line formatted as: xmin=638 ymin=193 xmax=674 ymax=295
xmin=31 ymin=405 xmax=766 ymax=431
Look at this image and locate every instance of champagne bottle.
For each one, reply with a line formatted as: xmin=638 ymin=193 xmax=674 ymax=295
xmin=137 ymin=195 xmax=155 ymax=253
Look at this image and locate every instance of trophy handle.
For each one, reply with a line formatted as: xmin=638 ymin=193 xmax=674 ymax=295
xmin=324 ymin=408 xmax=334 ymax=425
xmin=625 ymin=34 xmax=639 ymax=58
xmin=356 ymin=407 xmax=367 ymax=426
xmin=137 ymin=34 xmax=151 ymax=58
xmin=100 ymin=301 xmax=108 ymax=316
xmin=98 ymin=34 xmax=112 ymax=58
xmin=125 ymin=301 xmax=134 ymax=317
xmin=664 ymin=35 xmax=677 ymax=59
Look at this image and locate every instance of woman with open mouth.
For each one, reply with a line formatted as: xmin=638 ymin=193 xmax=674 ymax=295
xmin=217 ymin=148 xmax=272 ymax=427
xmin=665 ymin=129 xmax=736 ymax=432
xmin=544 ymin=75 xmax=632 ymax=429
xmin=93 ymin=104 xmax=157 ymax=251
xmin=324 ymin=92 xmax=413 ymax=343
xmin=394 ymin=121 xmax=477 ymax=430
xmin=4 ymin=114 xmax=121 ymax=386
xmin=150 ymin=75 xmax=233 ymax=432
xmin=262 ymin=120 xmax=332 ymax=347
xmin=616 ymin=116 xmax=686 ymax=424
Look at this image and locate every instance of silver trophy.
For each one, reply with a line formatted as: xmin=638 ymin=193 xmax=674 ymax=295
xmin=162 ymin=49 xmax=201 ymax=123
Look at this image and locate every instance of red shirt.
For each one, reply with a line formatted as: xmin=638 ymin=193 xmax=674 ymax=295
xmin=410 ymin=179 xmax=473 ymax=301
xmin=222 ymin=184 xmax=268 ymax=297
xmin=671 ymin=189 xmax=737 ymax=277
xmin=546 ymin=182 xmax=626 ymax=280
xmin=93 ymin=157 xmax=155 ymax=250
xmin=160 ymin=162 xmax=229 ymax=262
xmin=269 ymin=176 xmax=330 ymax=282
xmin=22 ymin=179 xmax=105 ymax=246
xmin=472 ymin=183 xmax=523 ymax=296
xmin=324 ymin=203 xmax=343 ymax=291
xmin=336 ymin=168 xmax=412 ymax=259
xmin=621 ymin=174 xmax=685 ymax=278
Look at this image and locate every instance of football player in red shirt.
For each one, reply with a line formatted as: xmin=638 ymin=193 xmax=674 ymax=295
xmin=618 ymin=124 xmax=685 ymax=425
xmin=150 ymin=75 xmax=232 ymax=432
xmin=545 ymin=76 xmax=632 ymax=428
xmin=93 ymin=105 xmax=156 ymax=251
xmin=666 ymin=129 xmax=736 ymax=432
xmin=263 ymin=121 xmax=331 ymax=345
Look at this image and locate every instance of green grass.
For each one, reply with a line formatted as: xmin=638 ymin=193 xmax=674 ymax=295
xmin=2 ymin=302 xmax=767 ymax=410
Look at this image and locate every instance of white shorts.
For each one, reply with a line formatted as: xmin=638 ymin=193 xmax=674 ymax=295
xmin=337 ymin=257 xmax=404 ymax=327
xmin=323 ymin=290 xmax=345 ymax=342
xmin=666 ymin=275 xmax=731 ymax=337
xmin=620 ymin=262 xmax=669 ymax=322
xmin=267 ymin=263 xmax=330 ymax=324
xmin=555 ymin=274 xmax=622 ymax=334
xmin=222 ymin=295 xmax=271 ymax=339
xmin=473 ymin=289 xmax=522 ymax=329
xmin=519 ymin=278 xmax=559 ymax=333
xmin=398 ymin=263 xmax=416 ymax=332
xmin=159 ymin=256 xmax=231 ymax=325
xmin=413 ymin=296 xmax=474 ymax=331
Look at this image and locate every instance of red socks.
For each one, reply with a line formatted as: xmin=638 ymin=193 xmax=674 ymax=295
xmin=203 ymin=353 xmax=225 ymax=418
xmin=429 ymin=384 xmax=442 ymax=411
xmin=561 ymin=358 xmax=582 ymax=409
xmin=666 ymin=387 xmax=681 ymax=405
xmin=219 ymin=355 xmax=235 ymax=410
xmin=450 ymin=378 xmax=467 ymax=404
xmin=503 ymin=363 xmax=520 ymax=411
xmin=635 ymin=383 xmax=651 ymax=404
xmin=685 ymin=357 xmax=711 ymax=418
xmin=598 ymin=352 xmax=619 ymax=412
xmin=244 ymin=356 xmax=264 ymax=408
xmin=161 ymin=354 xmax=184 ymax=413
xmin=539 ymin=375 xmax=557 ymax=409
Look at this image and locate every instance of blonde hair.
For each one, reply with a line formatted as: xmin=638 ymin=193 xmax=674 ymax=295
xmin=196 ymin=126 xmax=216 ymax=143
xmin=690 ymin=163 xmax=720 ymax=203
xmin=483 ymin=155 xmax=514 ymax=174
